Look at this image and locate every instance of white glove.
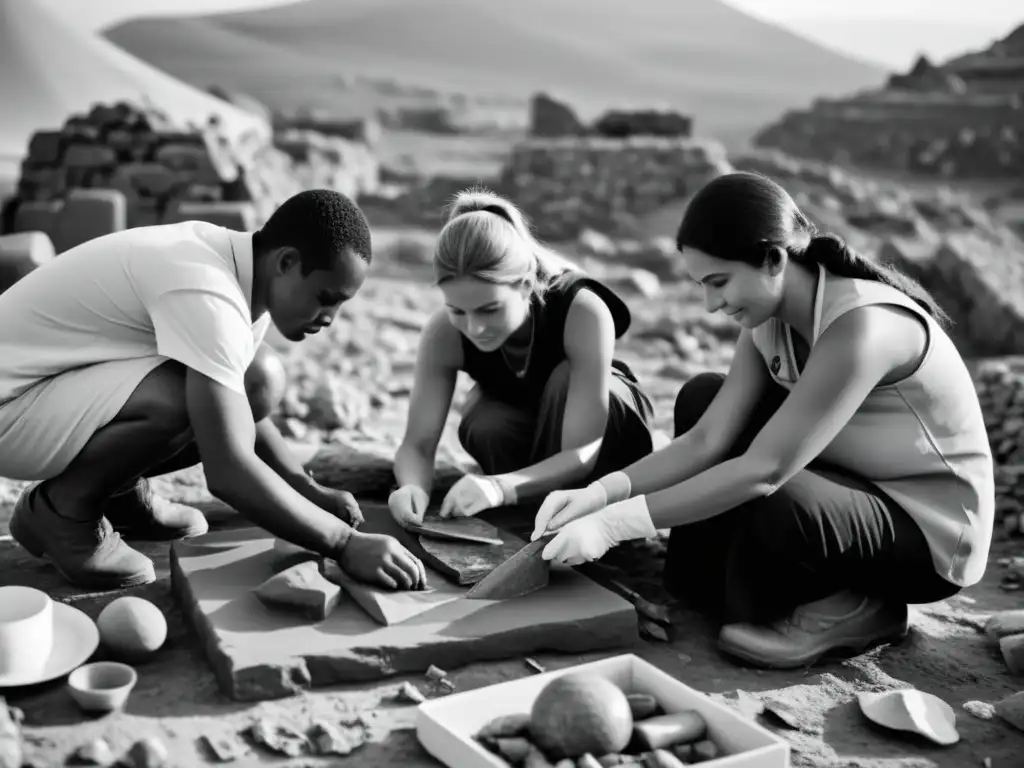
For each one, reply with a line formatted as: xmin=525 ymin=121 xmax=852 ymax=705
xmin=531 ymin=471 xmax=632 ymax=541
xmin=541 ymin=495 xmax=656 ymax=566
xmin=439 ymin=474 xmax=515 ymax=518
xmin=388 ymin=485 xmax=430 ymax=528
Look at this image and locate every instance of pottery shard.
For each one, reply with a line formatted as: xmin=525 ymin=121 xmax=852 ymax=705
xmin=308 ymin=720 xmax=365 ymax=756
xmin=254 ymin=560 xmax=342 ymax=620
xmin=998 ymin=633 xmax=1024 ymax=674
xmin=70 ymin=738 xmax=115 ymax=766
xmin=199 ymin=733 xmax=248 ymax=762
xmin=124 ymin=738 xmax=169 ymax=768
xmin=984 ymin=609 xmax=1024 ymax=643
xmin=995 ymin=690 xmax=1024 ymax=732
xmin=248 ymin=718 xmax=309 ymax=756
xmin=0 ymin=699 xmax=20 ymax=768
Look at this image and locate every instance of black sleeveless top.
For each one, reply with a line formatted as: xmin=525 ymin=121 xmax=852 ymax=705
xmin=460 ymin=273 xmax=635 ymax=408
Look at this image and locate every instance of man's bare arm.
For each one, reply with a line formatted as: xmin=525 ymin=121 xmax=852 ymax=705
xmin=186 ymin=368 xmax=353 ymax=555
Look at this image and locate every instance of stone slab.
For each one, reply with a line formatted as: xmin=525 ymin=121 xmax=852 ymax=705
xmin=170 ymin=504 xmax=638 ymax=702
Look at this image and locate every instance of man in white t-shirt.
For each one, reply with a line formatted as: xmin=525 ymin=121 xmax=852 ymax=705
xmin=0 ymin=189 xmax=426 ymax=592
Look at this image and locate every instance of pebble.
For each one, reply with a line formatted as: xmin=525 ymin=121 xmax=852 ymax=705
xmin=69 ymin=738 xmax=114 ymax=765
xmin=963 ymin=700 xmax=997 ymax=720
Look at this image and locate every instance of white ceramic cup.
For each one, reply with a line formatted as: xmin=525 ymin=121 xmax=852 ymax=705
xmin=0 ymin=586 xmax=54 ymax=678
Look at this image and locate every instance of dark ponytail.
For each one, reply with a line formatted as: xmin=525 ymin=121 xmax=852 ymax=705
xmin=676 ymin=172 xmax=951 ymax=328
xmin=799 ymin=233 xmax=950 ymax=327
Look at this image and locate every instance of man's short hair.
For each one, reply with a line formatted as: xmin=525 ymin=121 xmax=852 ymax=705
xmin=255 ymin=189 xmax=372 ymax=274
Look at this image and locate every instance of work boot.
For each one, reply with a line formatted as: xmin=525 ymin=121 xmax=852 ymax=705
xmin=717 ymin=591 xmax=909 ymax=669
xmin=9 ymin=484 xmax=156 ymax=590
xmin=103 ymin=479 xmax=208 ymax=541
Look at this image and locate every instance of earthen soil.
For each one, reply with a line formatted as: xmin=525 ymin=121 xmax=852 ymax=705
xmin=1 ymin=473 xmax=1022 ymax=768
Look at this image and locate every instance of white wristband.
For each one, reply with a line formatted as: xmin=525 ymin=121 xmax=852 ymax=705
xmin=595 ymin=471 xmax=632 ymax=505
xmin=492 ymin=476 xmax=517 ymax=505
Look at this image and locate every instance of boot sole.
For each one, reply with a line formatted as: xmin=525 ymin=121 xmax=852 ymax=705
xmin=717 ymin=621 xmax=911 ymax=670
xmin=10 ymin=496 xmax=157 ymax=591
xmin=113 ymin=522 xmax=209 ymax=542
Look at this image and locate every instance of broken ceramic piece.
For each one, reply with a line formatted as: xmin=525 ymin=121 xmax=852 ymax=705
xmin=124 ymin=737 xmax=169 ymax=768
xmin=199 ymin=733 xmax=248 ymax=762
xmin=857 ymin=689 xmax=959 ymax=745
xmin=253 ymin=561 xmax=342 ymax=621
xmin=995 ymin=690 xmax=1024 ymax=732
xmin=70 ymin=737 xmax=114 ymax=766
xmin=308 ymin=720 xmax=364 ymax=756
xmin=0 ymin=699 xmax=21 ymax=768
xmin=247 ymin=718 xmax=309 ymax=756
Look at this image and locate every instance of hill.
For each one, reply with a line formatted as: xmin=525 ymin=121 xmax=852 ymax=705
xmin=104 ymin=0 xmax=887 ymax=146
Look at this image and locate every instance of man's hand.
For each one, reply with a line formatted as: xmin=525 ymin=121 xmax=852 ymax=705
xmin=312 ymin=485 xmax=364 ymax=529
xmin=337 ymin=531 xmax=427 ymax=590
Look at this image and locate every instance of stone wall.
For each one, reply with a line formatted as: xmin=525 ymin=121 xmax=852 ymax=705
xmin=754 ymin=98 xmax=1024 ymax=178
xmin=500 ymin=136 xmax=733 ymax=241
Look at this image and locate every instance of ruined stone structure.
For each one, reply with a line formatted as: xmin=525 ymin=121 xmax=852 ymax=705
xmin=945 ymin=23 xmax=1024 ymax=95
xmin=754 ymin=24 xmax=1024 ymax=179
xmin=0 ymin=101 xmax=380 ymax=257
xmin=501 ymin=136 xmax=732 ymax=240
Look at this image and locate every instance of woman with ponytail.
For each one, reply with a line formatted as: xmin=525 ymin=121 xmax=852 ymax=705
xmin=533 ymin=171 xmax=994 ymax=669
xmin=388 ymin=189 xmax=654 ymax=530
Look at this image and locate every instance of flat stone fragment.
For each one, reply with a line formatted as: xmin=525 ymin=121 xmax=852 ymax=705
xmin=253 ymin=559 xmax=342 ymax=621
xmin=170 ymin=504 xmax=637 ymax=702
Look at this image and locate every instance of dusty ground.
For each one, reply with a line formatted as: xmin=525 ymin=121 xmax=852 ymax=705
xmin=1 ymin=258 xmax=1022 ymax=767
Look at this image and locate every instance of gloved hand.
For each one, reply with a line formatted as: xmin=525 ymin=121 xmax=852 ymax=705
xmin=439 ymin=474 xmax=516 ymax=518
xmin=541 ymin=495 xmax=657 ymax=566
xmin=388 ymin=485 xmax=430 ymax=528
xmin=531 ymin=471 xmax=632 ymax=541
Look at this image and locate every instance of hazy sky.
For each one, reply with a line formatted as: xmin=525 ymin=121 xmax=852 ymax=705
xmin=43 ymin=0 xmax=1024 ymax=70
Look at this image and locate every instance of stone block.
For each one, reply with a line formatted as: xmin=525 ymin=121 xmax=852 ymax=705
xmin=53 ymin=188 xmax=127 ymax=252
xmin=0 ymin=231 xmax=56 ymax=294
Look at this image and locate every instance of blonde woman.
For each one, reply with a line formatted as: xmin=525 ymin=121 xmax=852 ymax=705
xmin=388 ymin=190 xmax=654 ymax=528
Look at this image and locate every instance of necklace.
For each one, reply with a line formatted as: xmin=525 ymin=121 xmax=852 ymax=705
xmin=500 ymin=312 xmax=535 ymax=379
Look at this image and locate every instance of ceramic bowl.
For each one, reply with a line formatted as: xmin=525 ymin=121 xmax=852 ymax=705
xmin=67 ymin=661 xmax=137 ymax=713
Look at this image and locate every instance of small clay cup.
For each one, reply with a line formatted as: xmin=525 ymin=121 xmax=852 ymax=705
xmin=0 ymin=586 xmax=54 ymax=678
xmin=67 ymin=661 xmax=137 ymax=713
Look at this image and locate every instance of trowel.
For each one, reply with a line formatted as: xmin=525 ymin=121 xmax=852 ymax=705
xmin=464 ymin=534 xmax=556 ymax=600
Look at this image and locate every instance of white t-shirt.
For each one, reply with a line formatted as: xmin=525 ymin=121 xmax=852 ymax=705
xmin=0 ymin=221 xmax=271 ymax=404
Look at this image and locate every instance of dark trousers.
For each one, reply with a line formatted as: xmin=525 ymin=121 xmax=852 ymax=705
xmin=458 ymin=360 xmax=654 ymax=485
xmin=664 ymin=373 xmax=961 ymax=625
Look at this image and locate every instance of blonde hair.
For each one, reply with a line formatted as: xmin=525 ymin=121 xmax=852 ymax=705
xmin=433 ymin=188 xmax=580 ymax=301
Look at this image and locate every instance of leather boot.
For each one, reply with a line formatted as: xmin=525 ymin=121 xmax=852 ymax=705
xmin=103 ymin=479 xmax=208 ymax=541
xmin=717 ymin=592 xmax=910 ymax=669
xmin=9 ymin=485 xmax=156 ymax=590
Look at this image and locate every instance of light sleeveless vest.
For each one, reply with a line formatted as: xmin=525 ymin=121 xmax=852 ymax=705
xmin=751 ymin=264 xmax=994 ymax=587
